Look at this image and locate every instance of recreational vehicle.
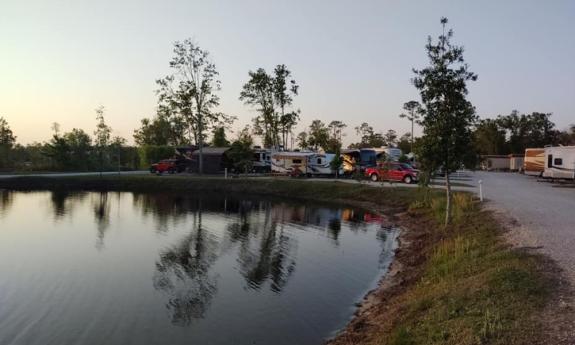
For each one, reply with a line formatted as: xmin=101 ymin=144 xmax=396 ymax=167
xmin=542 ymin=146 xmax=575 ymax=180
xmin=508 ymin=154 xmax=524 ymax=172
xmin=307 ymin=153 xmax=344 ymax=176
xmin=523 ymin=148 xmax=545 ymax=176
xmin=271 ymin=151 xmax=313 ymax=175
xmin=252 ymin=148 xmax=271 ymax=173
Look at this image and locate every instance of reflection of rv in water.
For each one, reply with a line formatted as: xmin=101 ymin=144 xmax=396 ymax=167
xmin=252 ymin=148 xmax=271 ymax=173
xmin=542 ymin=146 xmax=575 ymax=180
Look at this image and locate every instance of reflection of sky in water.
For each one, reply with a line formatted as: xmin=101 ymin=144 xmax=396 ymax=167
xmin=0 ymin=191 xmax=398 ymax=345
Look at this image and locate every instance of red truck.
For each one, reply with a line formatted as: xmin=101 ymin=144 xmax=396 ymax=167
xmin=365 ymin=162 xmax=419 ymax=184
xmin=150 ymin=159 xmax=180 ymax=174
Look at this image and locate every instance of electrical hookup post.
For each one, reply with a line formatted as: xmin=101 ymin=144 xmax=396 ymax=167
xmin=478 ymin=180 xmax=484 ymax=202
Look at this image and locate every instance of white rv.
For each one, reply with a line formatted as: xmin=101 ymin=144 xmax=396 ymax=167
xmin=271 ymin=151 xmax=314 ymax=175
xmin=307 ymin=153 xmax=344 ymax=176
xmin=542 ymin=146 xmax=575 ymax=180
xmin=252 ymin=148 xmax=271 ymax=173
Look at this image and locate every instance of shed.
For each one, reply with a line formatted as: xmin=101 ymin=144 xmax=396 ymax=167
xmin=508 ymin=154 xmax=525 ymax=172
xmin=189 ymin=147 xmax=231 ymax=174
xmin=480 ymin=155 xmax=510 ymax=171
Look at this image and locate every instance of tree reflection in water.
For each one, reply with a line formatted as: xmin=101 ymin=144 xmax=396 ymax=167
xmin=153 ymin=206 xmax=219 ymax=326
xmin=0 ymin=189 xmax=13 ymax=217
xmin=91 ymin=192 xmax=110 ymax=249
xmin=49 ymin=191 xmax=88 ymax=220
xmin=142 ymin=193 xmax=390 ymax=324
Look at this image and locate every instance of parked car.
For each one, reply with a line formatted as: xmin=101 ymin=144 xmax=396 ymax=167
xmin=150 ymin=159 xmax=185 ymax=174
xmin=365 ymin=162 xmax=419 ymax=184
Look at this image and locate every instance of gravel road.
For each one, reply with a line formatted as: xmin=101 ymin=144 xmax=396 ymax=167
xmin=468 ymin=171 xmax=575 ymax=282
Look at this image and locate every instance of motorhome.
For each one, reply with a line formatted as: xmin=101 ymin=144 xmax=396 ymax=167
xmin=252 ymin=148 xmax=271 ymax=173
xmin=307 ymin=153 xmax=344 ymax=176
xmin=523 ymin=148 xmax=545 ymax=176
xmin=271 ymin=151 xmax=314 ymax=175
xmin=542 ymin=146 xmax=575 ymax=180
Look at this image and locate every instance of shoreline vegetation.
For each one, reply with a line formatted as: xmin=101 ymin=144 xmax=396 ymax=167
xmin=0 ymin=176 xmax=558 ymax=344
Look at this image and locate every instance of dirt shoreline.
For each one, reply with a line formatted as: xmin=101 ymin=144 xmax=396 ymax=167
xmin=326 ymin=207 xmax=432 ymax=345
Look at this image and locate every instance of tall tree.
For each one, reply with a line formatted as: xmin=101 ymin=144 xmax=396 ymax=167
xmin=0 ymin=117 xmax=16 ymax=169
xmin=240 ymin=65 xmax=299 ymax=149
xmin=134 ymin=113 xmax=183 ymax=146
xmin=413 ymin=17 xmax=478 ymax=226
xmin=384 ymin=129 xmax=398 ymax=147
xmin=296 ymin=131 xmax=308 ymax=150
xmin=0 ymin=117 xmax=16 ymax=148
xmin=273 ymin=65 xmax=299 ymax=148
xmin=397 ymin=133 xmax=412 ymax=154
xmin=473 ymin=118 xmax=506 ymax=155
xmin=94 ymin=106 xmax=112 ymax=176
xmin=157 ymin=39 xmax=225 ymax=174
xmin=307 ymin=120 xmax=330 ymax=151
xmin=240 ymin=69 xmax=276 ymax=147
xmin=398 ymin=100 xmax=422 ymax=153
xmin=211 ymin=127 xmax=229 ymax=147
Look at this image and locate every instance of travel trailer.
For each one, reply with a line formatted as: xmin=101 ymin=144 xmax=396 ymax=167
xmin=523 ymin=148 xmax=545 ymax=176
xmin=252 ymin=148 xmax=271 ymax=173
xmin=271 ymin=151 xmax=314 ymax=175
xmin=542 ymin=146 xmax=575 ymax=180
xmin=508 ymin=154 xmax=525 ymax=172
xmin=480 ymin=155 xmax=510 ymax=171
xmin=307 ymin=153 xmax=344 ymax=176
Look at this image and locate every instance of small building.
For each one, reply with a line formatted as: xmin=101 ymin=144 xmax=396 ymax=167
xmin=508 ymin=154 xmax=525 ymax=172
xmin=189 ymin=147 xmax=231 ymax=174
xmin=480 ymin=155 xmax=510 ymax=171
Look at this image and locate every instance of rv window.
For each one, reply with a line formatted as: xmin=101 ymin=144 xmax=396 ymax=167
xmin=554 ymin=158 xmax=563 ymax=166
xmin=548 ymin=155 xmax=553 ymax=168
xmin=317 ymin=158 xmax=322 ymax=164
xmin=293 ymin=159 xmax=302 ymax=164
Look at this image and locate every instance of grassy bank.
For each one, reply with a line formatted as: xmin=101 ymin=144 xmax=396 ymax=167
xmin=0 ymin=175 xmax=553 ymax=344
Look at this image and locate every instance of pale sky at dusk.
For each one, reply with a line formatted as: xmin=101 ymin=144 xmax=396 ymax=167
xmin=1 ymin=0 xmax=574 ymax=145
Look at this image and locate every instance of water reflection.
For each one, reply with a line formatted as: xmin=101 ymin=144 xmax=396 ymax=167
xmin=0 ymin=191 xmax=398 ymax=345
xmin=153 ymin=208 xmax=219 ymax=326
xmin=0 ymin=189 xmax=13 ymax=218
xmin=91 ymin=192 xmax=110 ymax=249
xmin=46 ymin=191 xmax=88 ymax=221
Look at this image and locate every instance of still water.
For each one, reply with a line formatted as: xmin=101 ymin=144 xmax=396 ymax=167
xmin=0 ymin=190 xmax=398 ymax=345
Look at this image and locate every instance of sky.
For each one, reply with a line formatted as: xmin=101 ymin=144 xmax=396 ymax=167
xmin=1 ymin=0 xmax=574 ymax=146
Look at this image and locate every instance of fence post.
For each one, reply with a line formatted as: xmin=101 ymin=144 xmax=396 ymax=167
xmin=224 ymin=168 xmax=228 ymax=180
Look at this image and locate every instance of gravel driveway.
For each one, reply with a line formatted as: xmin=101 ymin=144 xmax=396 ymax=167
xmin=468 ymin=171 xmax=575 ymax=282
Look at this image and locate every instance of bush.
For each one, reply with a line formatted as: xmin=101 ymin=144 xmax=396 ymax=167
xmin=138 ymin=145 xmax=175 ymax=168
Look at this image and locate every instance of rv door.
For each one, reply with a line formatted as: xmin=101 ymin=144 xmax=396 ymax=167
xmin=547 ymin=154 xmax=553 ymax=168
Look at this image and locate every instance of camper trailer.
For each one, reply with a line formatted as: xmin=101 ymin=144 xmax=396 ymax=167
xmin=271 ymin=151 xmax=313 ymax=175
xmin=307 ymin=153 xmax=344 ymax=176
xmin=542 ymin=146 xmax=575 ymax=180
xmin=252 ymin=148 xmax=271 ymax=173
xmin=523 ymin=148 xmax=545 ymax=176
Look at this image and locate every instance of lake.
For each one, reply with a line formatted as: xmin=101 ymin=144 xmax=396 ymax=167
xmin=0 ymin=190 xmax=398 ymax=345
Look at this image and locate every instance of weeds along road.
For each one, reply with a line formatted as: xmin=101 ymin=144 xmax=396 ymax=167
xmin=469 ymin=171 xmax=575 ymax=282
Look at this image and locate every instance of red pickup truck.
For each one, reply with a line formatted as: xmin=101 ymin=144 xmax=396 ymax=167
xmin=365 ymin=162 xmax=419 ymax=184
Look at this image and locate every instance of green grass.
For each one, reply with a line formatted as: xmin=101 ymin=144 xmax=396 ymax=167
xmin=383 ymin=193 xmax=549 ymax=345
